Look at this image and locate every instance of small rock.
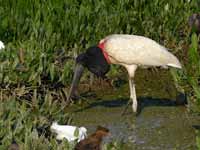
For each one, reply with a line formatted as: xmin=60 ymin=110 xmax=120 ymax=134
xmin=8 ymin=141 xmax=19 ymax=150
xmin=176 ymin=93 xmax=187 ymax=106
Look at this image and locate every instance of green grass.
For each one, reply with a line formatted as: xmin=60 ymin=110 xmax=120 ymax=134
xmin=0 ymin=93 xmax=73 ymax=149
xmin=171 ymin=32 xmax=200 ymax=150
xmin=0 ymin=0 xmax=200 ymax=149
xmin=0 ymin=0 xmax=199 ymax=85
xmin=171 ymin=33 xmax=200 ymax=113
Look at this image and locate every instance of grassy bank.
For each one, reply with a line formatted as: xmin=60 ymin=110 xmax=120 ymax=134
xmin=0 ymin=0 xmax=200 ymax=149
xmin=0 ymin=0 xmax=198 ymax=85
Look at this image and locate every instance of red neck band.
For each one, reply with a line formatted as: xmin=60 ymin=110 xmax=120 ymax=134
xmin=98 ymin=42 xmax=111 ymax=64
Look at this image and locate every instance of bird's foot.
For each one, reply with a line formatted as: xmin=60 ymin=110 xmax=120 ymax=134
xmin=121 ymin=98 xmax=138 ymax=115
xmin=132 ymin=101 xmax=137 ymax=113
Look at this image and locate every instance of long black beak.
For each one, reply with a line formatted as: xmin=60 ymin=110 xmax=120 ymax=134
xmin=67 ymin=63 xmax=84 ymax=101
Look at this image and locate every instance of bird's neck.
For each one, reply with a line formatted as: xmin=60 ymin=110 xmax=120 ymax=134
xmin=98 ymin=41 xmax=111 ymax=64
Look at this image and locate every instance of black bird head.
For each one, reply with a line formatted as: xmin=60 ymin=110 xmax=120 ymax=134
xmin=68 ymin=46 xmax=110 ymax=100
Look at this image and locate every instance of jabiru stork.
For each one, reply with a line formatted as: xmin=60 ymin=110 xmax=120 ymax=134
xmin=68 ymin=34 xmax=182 ymax=112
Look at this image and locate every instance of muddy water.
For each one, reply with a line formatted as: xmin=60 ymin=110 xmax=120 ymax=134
xmin=69 ymin=69 xmax=200 ymax=150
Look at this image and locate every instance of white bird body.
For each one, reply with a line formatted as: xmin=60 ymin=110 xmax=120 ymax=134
xmin=69 ymin=34 xmax=182 ymax=113
xmin=99 ymin=34 xmax=182 ymax=112
xmin=0 ymin=41 xmax=5 ymax=50
xmin=50 ymin=122 xmax=87 ymax=142
xmin=101 ymin=34 xmax=181 ymax=69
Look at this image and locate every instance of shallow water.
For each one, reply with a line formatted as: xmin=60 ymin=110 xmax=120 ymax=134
xmin=69 ymin=69 xmax=199 ymax=150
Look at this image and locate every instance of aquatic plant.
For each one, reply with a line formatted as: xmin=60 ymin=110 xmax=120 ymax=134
xmin=0 ymin=94 xmax=72 ymax=149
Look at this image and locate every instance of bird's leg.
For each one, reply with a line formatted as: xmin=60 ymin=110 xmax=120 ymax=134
xmin=130 ymin=77 xmax=137 ymax=112
xmin=121 ymin=77 xmax=137 ymax=115
xmin=128 ymin=65 xmax=137 ymax=113
xmin=121 ymin=65 xmax=137 ymax=115
xmin=89 ymin=73 xmax=94 ymax=91
xmin=102 ymin=76 xmax=113 ymax=88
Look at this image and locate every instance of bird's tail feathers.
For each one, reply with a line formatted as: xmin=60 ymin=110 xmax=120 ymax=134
xmin=79 ymin=127 xmax=87 ymax=133
xmin=167 ymin=54 xmax=182 ymax=69
xmin=167 ymin=63 xmax=182 ymax=69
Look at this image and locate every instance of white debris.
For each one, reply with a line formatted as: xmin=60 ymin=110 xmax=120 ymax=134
xmin=50 ymin=122 xmax=87 ymax=142
xmin=0 ymin=41 xmax=5 ymax=50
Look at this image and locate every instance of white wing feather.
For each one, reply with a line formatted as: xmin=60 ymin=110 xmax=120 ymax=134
xmin=103 ymin=34 xmax=181 ymax=68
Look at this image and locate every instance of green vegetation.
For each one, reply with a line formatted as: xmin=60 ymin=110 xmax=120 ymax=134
xmin=0 ymin=0 xmax=200 ymax=149
xmin=0 ymin=96 xmax=73 ymax=149
xmin=171 ymin=33 xmax=200 ymax=112
xmin=171 ymin=32 xmax=200 ymax=149
xmin=0 ymin=0 xmax=199 ymax=85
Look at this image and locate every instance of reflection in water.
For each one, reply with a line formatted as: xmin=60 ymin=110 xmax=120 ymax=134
xmin=69 ymin=70 xmax=198 ymax=150
xmin=71 ymin=97 xmax=198 ymax=150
